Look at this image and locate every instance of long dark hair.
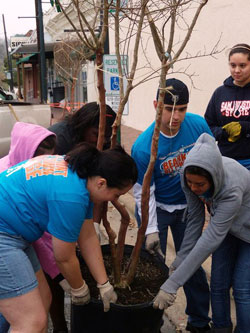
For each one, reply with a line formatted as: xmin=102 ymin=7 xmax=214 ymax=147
xmin=34 ymin=135 xmax=56 ymax=157
xmin=229 ymin=43 xmax=250 ymax=60
xmin=67 ymin=102 xmax=116 ymax=146
xmin=65 ymin=143 xmax=138 ymax=189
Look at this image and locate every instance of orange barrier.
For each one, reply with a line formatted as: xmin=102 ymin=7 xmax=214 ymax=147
xmin=50 ymin=102 xmax=115 ymax=123
xmin=50 ymin=102 xmax=86 ymax=111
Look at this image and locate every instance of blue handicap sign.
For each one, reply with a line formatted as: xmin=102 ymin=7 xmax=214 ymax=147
xmin=110 ymin=77 xmax=120 ymax=91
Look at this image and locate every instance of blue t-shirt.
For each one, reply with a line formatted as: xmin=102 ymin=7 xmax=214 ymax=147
xmin=132 ymin=113 xmax=213 ymax=205
xmin=237 ymin=158 xmax=250 ymax=170
xmin=0 ymin=155 xmax=93 ymax=242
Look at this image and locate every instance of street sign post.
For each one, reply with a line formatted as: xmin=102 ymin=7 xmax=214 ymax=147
xmin=103 ymin=54 xmax=129 ymax=115
xmin=108 ymin=0 xmax=128 ymax=13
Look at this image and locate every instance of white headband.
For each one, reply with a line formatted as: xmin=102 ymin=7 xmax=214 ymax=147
xmin=231 ymin=45 xmax=250 ymax=52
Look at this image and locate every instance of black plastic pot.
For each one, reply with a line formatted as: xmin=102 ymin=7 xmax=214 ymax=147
xmin=71 ymin=244 xmax=169 ymax=333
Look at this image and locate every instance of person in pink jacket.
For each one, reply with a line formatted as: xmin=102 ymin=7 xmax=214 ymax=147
xmin=0 ymin=122 xmax=69 ymax=333
xmin=0 ymin=122 xmax=56 ymax=173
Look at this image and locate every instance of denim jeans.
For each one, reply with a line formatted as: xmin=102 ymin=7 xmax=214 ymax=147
xmin=0 ymin=232 xmax=40 ymax=332
xmin=0 ymin=232 xmax=40 ymax=299
xmin=0 ymin=313 xmax=9 ymax=333
xmin=211 ymin=233 xmax=250 ymax=332
xmin=136 ymin=206 xmax=210 ymax=327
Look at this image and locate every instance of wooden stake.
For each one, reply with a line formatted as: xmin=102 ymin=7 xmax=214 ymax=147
xmin=8 ymin=104 xmax=20 ymax=122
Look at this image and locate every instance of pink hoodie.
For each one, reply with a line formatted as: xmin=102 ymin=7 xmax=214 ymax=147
xmin=0 ymin=122 xmax=60 ymax=279
xmin=0 ymin=121 xmax=56 ymax=172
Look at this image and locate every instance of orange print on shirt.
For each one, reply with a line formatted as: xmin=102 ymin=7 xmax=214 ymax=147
xmin=25 ymin=156 xmax=68 ymax=180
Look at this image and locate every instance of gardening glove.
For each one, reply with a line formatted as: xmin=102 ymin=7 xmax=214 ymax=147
xmin=222 ymin=122 xmax=241 ymax=142
xmin=59 ymin=279 xmax=71 ymax=293
xmin=153 ymin=290 xmax=176 ymax=310
xmin=71 ymin=280 xmax=90 ymax=305
xmin=145 ymin=232 xmax=165 ymax=260
xmin=97 ymin=280 xmax=117 ymax=312
xmin=93 ymin=222 xmax=101 ymax=242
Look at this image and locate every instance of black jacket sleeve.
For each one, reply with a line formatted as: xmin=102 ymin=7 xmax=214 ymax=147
xmin=204 ymin=92 xmax=228 ymax=142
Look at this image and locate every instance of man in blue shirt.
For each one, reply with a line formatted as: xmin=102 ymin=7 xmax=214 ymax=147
xmin=132 ymin=78 xmax=212 ymax=333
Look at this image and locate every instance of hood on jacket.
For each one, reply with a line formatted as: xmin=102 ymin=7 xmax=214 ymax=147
xmin=224 ymin=75 xmax=250 ymax=88
xmin=182 ymin=133 xmax=223 ymax=197
xmin=0 ymin=122 xmax=56 ymax=173
xmin=223 ymin=76 xmax=235 ymax=88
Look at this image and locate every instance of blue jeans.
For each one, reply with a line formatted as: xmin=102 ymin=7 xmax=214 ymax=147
xmin=136 ymin=206 xmax=210 ymax=327
xmin=0 ymin=233 xmax=40 ymax=299
xmin=0 ymin=313 xmax=9 ymax=333
xmin=211 ymin=233 xmax=250 ymax=332
xmin=0 ymin=232 xmax=40 ymax=332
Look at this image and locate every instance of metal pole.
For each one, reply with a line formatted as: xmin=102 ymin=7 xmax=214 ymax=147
xmin=104 ymin=27 xmax=109 ymax=55
xmin=35 ymin=0 xmax=41 ymax=102
xmin=36 ymin=0 xmax=47 ymax=103
xmin=2 ymin=14 xmax=14 ymax=92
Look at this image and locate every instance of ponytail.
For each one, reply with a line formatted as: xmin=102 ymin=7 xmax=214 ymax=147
xmin=65 ymin=143 xmax=138 ymax=189
xmin=64 ymin=143 xmax=100 ymax=178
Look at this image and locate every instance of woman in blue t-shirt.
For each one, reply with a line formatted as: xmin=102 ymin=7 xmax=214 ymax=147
xmin=0 ymin=143 xmax=137 ymax=332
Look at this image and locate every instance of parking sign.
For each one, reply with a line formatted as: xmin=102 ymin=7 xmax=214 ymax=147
xmin=103 ymin=55 xmax=129 ymax=115
xmin=110 ymin=77 xmax=120 ymax=91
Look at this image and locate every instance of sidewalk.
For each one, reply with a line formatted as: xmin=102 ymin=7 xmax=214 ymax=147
xmin=119 ymin=124 xmax=236 ymax=331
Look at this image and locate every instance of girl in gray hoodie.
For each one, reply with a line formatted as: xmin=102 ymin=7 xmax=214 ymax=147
xmin=153 ymin=133 xmax=250 ymax=333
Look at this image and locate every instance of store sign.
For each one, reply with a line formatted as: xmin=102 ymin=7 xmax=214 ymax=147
xmin=103 ymin=54 xmax=129 ymax=115
xmin=10 ymin=36 xmax=30 ymax=50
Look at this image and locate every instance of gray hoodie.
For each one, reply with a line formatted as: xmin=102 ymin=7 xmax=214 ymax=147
xmin=161 ymin=133 xmax=250 ymax=294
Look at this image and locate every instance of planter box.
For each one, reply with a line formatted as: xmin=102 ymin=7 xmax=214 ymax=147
xmin=71 ymin=244 xmax=169 ymax=333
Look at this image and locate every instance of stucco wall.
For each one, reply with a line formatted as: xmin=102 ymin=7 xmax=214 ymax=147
xmin=111 ymin=0 xmax=250 ymax=131
xmin=45 ymin=0 xmax=250 ymax=132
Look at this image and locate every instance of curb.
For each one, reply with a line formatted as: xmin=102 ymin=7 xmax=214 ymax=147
xmin=118 ymin=192 xmax=236 ymax=332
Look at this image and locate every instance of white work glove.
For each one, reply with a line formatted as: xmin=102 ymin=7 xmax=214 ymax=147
xmin=145 ymin=232 xmax=165 ymax=259
xmin=59 ymin=278 xmax=71 ymax=293
xmin=93 ymin=222 xmax=101 ymax=242
xmin=153 ymin=290 xmax=176 ymax=310
xmin=97 ymin=280 xmax=117 ymax=312
xmin=71 ymin=280 xmax=90 ymax=305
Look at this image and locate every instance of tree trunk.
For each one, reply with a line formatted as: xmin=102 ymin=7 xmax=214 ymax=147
xmin=125 ymin=58 xmax=168 ymax=285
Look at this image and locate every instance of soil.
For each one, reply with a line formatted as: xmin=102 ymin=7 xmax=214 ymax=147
xmin=78 ymin=247 xmax=168 ymax=305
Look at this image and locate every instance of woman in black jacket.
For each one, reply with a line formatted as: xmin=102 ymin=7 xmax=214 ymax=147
xmin=205 ymin=43 xmax=250 ymax=170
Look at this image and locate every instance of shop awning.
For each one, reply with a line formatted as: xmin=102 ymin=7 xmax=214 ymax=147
xmin=16 ymin=53 xmax=37 ymax=65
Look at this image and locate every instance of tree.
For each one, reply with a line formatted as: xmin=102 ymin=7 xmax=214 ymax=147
xmin=55 ymin=0 xmax=220 ymax=289
xmin=53 ymin=36 xmax=93 ymax=112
